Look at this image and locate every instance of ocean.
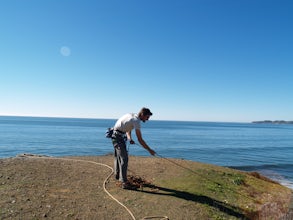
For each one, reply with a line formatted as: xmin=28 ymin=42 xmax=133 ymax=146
xmin=0 ymin=116 xmax=292 ymax=189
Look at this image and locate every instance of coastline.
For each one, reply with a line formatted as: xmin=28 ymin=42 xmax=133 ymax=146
xmin=252 ymin=120 xmax=293 ymax=124
xmin=1 ymin=116 xmax=293 ymax=197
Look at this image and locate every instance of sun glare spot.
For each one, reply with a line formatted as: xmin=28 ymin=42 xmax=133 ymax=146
xmin=60 ymin=46 xmax=71 ymax=57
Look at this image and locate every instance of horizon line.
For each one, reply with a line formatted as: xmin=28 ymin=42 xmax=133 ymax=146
xmin=0 ymin=114 xmax=252 ymax=124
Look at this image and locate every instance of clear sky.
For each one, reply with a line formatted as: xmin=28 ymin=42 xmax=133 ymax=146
xmin=1 ymin=0 xmax=292 ymax=122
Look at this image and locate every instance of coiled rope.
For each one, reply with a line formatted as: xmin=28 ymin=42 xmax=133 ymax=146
xmin=18 ymin=154 xmax=168 ymax=220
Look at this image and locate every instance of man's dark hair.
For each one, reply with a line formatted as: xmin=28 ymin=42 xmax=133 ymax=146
xmin=139 ymin=107 xmax=153 ymax=117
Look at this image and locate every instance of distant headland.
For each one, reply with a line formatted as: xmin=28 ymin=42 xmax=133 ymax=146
xmin=252 ymin=120 xmax=293 ymax=124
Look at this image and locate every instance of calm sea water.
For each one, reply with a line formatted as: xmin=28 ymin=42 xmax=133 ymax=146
xmin=1 ymin=116 xmax=293 ymax=189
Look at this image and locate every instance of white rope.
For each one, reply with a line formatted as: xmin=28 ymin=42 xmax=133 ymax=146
xmin=18 ymin=154 xmax=168 ymax=220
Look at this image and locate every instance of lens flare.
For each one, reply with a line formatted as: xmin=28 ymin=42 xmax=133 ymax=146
xmin=60 ymin=46 xmax=71 ymax=56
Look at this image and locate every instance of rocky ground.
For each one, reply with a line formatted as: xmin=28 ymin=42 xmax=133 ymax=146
xmin=0 ymin=154 xmax=292 ymax=219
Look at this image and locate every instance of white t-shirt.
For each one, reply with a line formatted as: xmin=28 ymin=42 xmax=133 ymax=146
xmin=114 ymin=113 xmax=141 ymax=133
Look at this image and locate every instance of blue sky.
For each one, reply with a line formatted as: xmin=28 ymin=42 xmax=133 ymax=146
xmin=1 ymin=0 xmax=292 ymax=122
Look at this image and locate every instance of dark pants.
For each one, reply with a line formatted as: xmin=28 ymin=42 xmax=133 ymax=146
xmin=112 ymin=134 xmax=128 ymax=183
